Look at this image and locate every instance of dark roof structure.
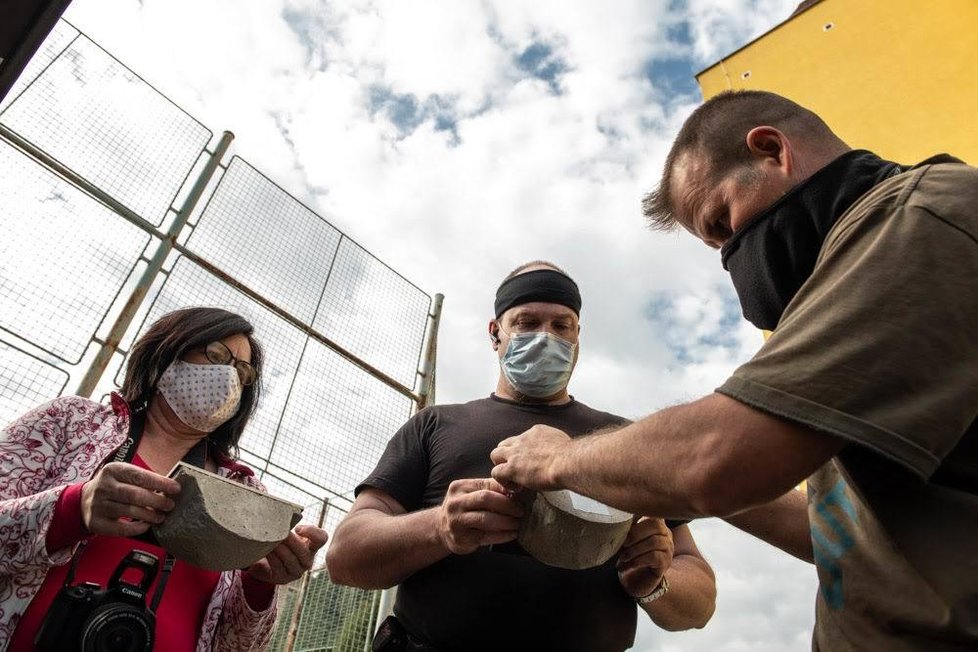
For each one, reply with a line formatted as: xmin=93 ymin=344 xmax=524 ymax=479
xmin=791 ymin=0 xmax=825 ymax=18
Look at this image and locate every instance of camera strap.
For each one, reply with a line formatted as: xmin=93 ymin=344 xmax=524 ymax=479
xmin=114 ymin=398 xmax=207 ymax=548
xmin=112 ymin=399 xmax=208 ymax=468
xmin=61 ymin=539 xmax=88 ymax=588
xmin=149 ymin=554 xmax=176 ymax=612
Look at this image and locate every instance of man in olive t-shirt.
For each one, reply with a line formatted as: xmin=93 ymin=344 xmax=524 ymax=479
xmin=491 ymin=91 xmax=978 ymax=650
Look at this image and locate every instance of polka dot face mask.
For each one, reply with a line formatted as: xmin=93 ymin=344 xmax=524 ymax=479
xmin=157 ymin=359 xmax=243 ymax=432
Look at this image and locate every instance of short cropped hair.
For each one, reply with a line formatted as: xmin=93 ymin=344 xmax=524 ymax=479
xmin=120 ymin=307 xmax=264 ymax=459
xmin=643 ymin=90 xmax=839 ymax=230
xmin=502 ymin=260 xmax=570 ymax=282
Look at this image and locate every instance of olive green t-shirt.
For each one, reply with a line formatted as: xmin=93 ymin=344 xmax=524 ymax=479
xmin=717 ymin=158 xmax=978 ymax=651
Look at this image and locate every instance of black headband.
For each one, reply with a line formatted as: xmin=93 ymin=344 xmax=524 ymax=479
xmin=494 ymin=269 xmax=582 ymax=319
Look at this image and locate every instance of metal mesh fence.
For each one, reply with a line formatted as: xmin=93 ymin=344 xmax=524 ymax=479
xmin=0 ymin=139 xmax=151 ymax=363
xmin=0 ymin=17 xmax=434 ymax=652
xmin=0 ymin=340 xmax=69 ymax=423
xmin=315 ymin=238 xmax=432 ymax=389
xmin=292 ymin=572 xmax=378 ymax=652
xmin=186 ymin=157 xmax=343 ymax=325
xmin=268 ymin=571 xmax=378 ymax=652
xmin=187 ymin=157 xmax=431 ymax=389
xmin=268 ymin=583 xmax=302 ymax=652
xmin=268 ymin=336 xmax=414 ymax=497
xmin=0 ymin=22 xmax=212 ymax=225
xmin=264 ymin=502 xmax=384 ymax=652
xmin=249 ymin=495 xmax=379 ymax=652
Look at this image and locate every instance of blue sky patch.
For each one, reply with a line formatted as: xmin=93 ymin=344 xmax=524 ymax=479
xmin=368 ymin=87 xmax=460 ymax=143
xmin=515 ymin=41 xmax=568 ymax=95
xmin=642 ymin=13 xmax=699 ymax=99
xmin=643 ymin=57 xmax=699 ymax=99
xmin=644 ymin=287 xmax=745 ymax=365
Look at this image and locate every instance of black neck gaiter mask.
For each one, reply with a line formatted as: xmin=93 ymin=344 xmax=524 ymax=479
xmin=719 ymin=150 xmax=909 ymax=331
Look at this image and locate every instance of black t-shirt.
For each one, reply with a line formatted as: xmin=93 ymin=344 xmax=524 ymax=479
xmin=357 ymin=395 xmax=638 ymax=652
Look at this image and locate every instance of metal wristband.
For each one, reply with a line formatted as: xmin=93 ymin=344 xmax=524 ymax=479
xmin=636 ymin=575 xmax=670 ymax=605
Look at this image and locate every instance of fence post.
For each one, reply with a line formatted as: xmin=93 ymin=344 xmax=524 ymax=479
xmin=415 ymin=293 xmax=444 ymax=410
xmin=363 ymin=590 xmax=380 ymax=652
xmin=74 ymin=130 xmax=234 ymax=397
xmin=284 ymin=498 xmax=329 ymax=652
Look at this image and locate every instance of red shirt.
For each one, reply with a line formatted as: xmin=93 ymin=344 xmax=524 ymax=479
xmin=10 ymin=455 xmax=221 ymax=652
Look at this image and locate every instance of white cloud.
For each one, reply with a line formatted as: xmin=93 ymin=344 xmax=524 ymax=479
xmin=636 ymin=520 xmax=818 ymax=652
xmin=685 ymin=0 xmax=800 ymax=63
xmin=54 ymin=0 xmax=815 ymax=649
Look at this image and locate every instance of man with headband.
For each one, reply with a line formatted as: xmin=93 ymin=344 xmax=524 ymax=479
xmin=326 ymin=261 xmax=718 ymax=651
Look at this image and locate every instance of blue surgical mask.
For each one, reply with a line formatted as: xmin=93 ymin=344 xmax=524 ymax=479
xmin=500 ymin=330 xmax=577 ymax=398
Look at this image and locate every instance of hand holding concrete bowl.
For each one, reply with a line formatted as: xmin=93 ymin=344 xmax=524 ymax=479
xmin=153 ymin=462 xmax=309 ymax=572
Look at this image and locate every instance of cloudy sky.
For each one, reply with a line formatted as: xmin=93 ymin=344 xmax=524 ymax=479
xmin=56 ymin=0 xmax=816 ymax=649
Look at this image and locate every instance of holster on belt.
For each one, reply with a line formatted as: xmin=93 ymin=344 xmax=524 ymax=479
xmin=372 ymin=616 xmax=440 ymax=652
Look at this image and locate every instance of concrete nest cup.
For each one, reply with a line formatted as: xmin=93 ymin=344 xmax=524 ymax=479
xmin=517 ymin=489 xmax=633 ymax=570
xmin=153 ymin=462 xmax=303 ymax=571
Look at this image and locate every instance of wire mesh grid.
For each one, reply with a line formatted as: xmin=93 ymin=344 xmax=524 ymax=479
xmin=186 ymin=157 xmax=343 ymax=325
xmin=314 ymin=238 xmax=431 ymax=389
xmin=291 ymin=570 xmax=378 ymax=652
xmin=0 ymin=339 xmax=70 ymax=426
xmin=268 ymin=336 xmax=415 ymax=498
xmin=116 ymin=257 xmax=308 ymax=459
xmin=267 ymin=583 xmax=302 ymax=652
xmin=0 ymin=25 xmax=211 ymax=225
xmin=267 ymin=567 xmax=379 ymax=652
xmin=252 ymin=491 xmax=381 ymax=652
xmin=0 ymin=21 xmax=79 ymax=114
xmin=0 ymin=140 xmax=151 ymax=363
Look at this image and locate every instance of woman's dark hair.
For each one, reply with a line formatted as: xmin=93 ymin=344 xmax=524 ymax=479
xmin=120 ymin=306 xmax=264 ymax=459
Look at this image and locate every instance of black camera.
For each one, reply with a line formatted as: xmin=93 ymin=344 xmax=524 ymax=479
xmin=35 ymin=549 xmax=162 ymax=652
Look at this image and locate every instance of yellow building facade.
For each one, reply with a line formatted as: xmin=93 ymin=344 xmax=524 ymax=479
xmin=696 ymin=0 xmax=978 ymax=164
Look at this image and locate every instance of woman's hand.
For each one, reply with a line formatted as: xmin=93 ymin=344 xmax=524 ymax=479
xmin=80 ymin=462 xmax=181 ymax=537
xmin=246 ymin=524 xmax=329 ymax=585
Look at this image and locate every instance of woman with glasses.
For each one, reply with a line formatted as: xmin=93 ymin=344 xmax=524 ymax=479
xmin=0 ymin=307 xmax=327 ymax=652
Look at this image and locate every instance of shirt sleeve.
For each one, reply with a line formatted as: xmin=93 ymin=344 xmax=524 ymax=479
xmin=0 ymin=397 xmax=94 ymax=574
xmin=208 ymin=570 xmax=278 ymax=651
xmin=46 ymin=482 xmax=90 ymax=553
xmin=355 ymin=409 xmax=434 ymax=512
xmin=718 ymin=168 xmax=978 ymax=480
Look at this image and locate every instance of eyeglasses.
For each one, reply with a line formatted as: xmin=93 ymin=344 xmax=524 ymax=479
xmin=204 ymin=341 xmax=258 ymax=386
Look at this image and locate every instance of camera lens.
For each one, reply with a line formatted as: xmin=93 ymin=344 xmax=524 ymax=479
xmin=81 ymin=605 xmax=154 ymax=652
xmin=109 ymin=629 xmax=135 ymax=648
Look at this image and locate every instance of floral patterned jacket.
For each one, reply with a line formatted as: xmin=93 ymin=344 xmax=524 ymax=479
xmin=0 ymin=394 xmax=279 ymax=651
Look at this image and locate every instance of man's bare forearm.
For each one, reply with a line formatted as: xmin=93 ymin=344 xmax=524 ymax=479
xmin=326 ymin=507 xmax=448 ymax=589
xmin=642 ymin=554 xmax=717 ymax=631
xmin=724 ymin=489 xmax=813 ymax=563
xmin=549 ymin=394 xmax=842 ymax=519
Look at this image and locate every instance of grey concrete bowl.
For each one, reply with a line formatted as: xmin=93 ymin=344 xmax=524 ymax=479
xmin=153 ymin=462 xmax=303 ymax=571
xmin=517 ymin=489 xmax=633 ymax=570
